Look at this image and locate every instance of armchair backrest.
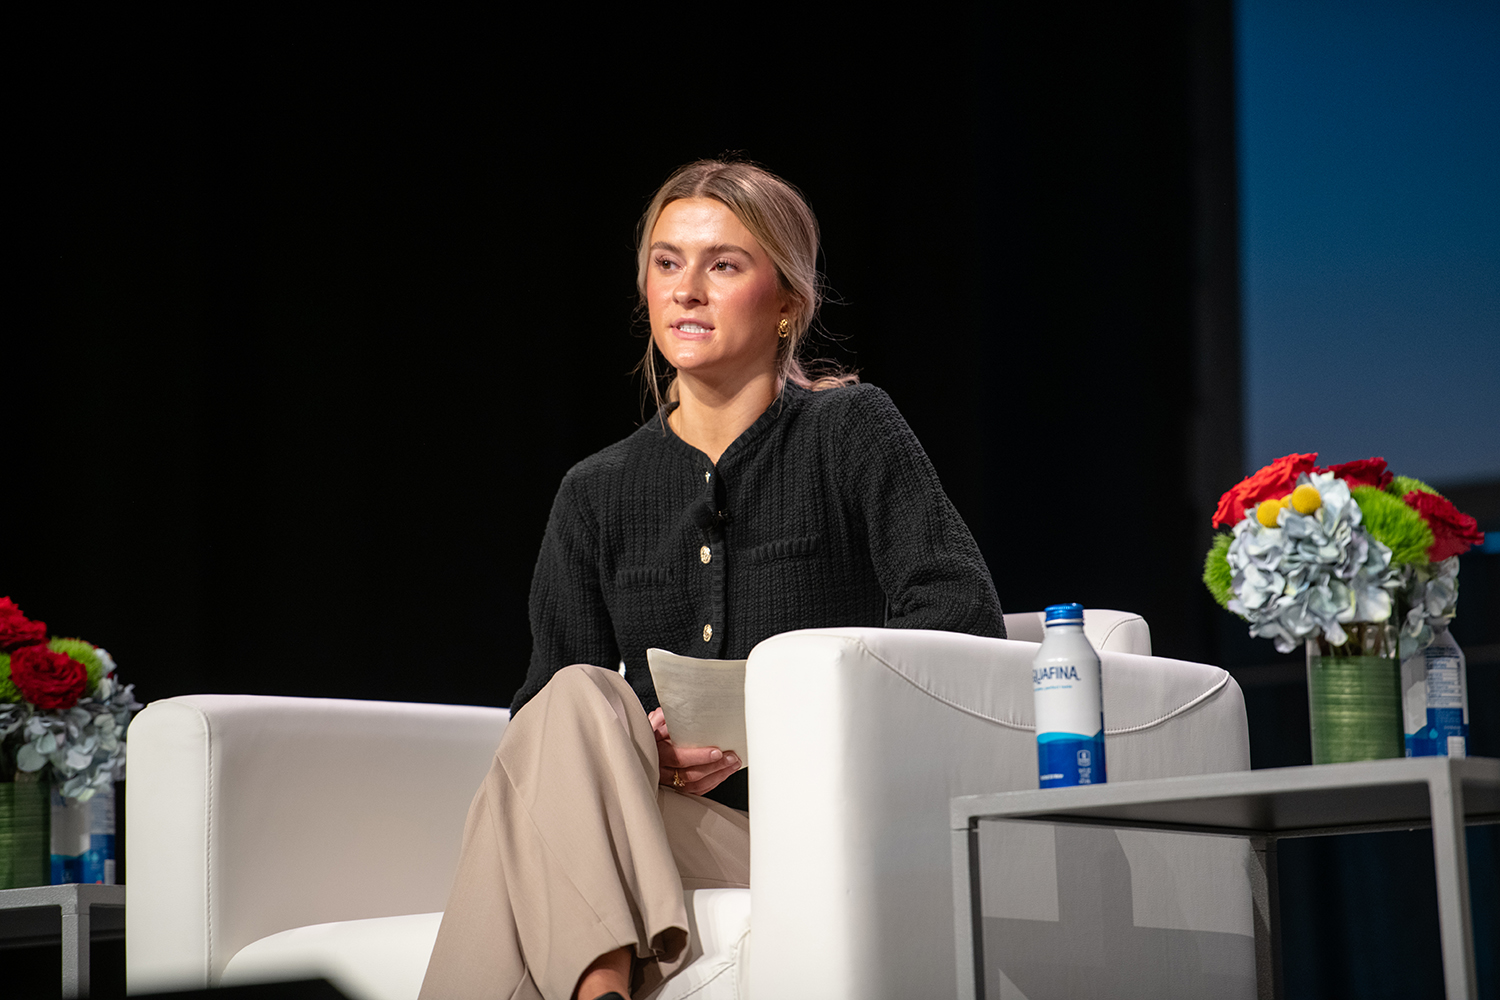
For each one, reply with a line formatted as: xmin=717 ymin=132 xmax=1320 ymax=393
xmin=126 ymin=694 xmax=508 ymax=993
xmin=1002 ymin=608 xmax=1151 ymax=655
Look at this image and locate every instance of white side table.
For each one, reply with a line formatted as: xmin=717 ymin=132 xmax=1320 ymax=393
xmin=952 ymin=756 xmax=1499 ymax=1000
xmin=0 ymin=883 xmax=125 ymax=998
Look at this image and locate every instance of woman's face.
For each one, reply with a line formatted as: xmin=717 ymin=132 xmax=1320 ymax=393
xmin=646 ymin=197 xmax=791 ymax=386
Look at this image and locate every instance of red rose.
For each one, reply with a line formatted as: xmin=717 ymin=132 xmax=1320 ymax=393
xmin=8 ymin=644 xmax=89 ymax=710
xmin=1320 ymin=457 xmax=1394 ymax=491
xmin=1405 ymin=491 xmax=1485 ymax=562
xmin=0 ymin=596 xmax=48 ymax=652
xmin=1212 ymin=453 xmax=1320 ymax=528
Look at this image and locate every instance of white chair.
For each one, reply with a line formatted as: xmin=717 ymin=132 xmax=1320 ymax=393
xmin=126 ymin=611 xmax=1254 ymax=999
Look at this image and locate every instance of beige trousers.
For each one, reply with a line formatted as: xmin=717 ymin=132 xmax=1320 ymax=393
xmin=419 ymin=664 xmax=751 ymax=1000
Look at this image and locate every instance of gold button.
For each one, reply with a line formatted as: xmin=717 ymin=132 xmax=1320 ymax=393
xmin=702 ymin=623 xmax=713 ymax=642
xmin=700 ymin=545 xmax=711 ymax=564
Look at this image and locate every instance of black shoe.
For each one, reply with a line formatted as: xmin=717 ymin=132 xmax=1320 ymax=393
xmin=591 ymin=994 xmax=627 ymax=1000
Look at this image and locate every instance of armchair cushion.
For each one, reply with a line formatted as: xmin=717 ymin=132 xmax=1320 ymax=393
xmin=216 ymin=891 xmax=751 ymax=1000
xmin=221 ymin=912 xmax=443 ymax=1000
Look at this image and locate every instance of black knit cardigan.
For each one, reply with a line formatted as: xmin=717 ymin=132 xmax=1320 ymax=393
xmin=510 ymin=381 xmax=1006 ymax=718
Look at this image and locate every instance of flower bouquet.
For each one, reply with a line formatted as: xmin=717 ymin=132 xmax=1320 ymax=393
xmin=0 ymin=597 xmax=141 ymax=888
xmin=1202 ymin=455 xmax=1484 ymax=763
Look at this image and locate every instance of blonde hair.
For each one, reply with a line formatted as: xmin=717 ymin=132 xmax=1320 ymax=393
xmin=635 ymin=159 xmax=857 ymax=411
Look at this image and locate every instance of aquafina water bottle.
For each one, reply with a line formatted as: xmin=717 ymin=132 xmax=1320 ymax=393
xmin=1402 ymin=624 xmax=1469 ymax=757
xmin=1033 ymin=603 xmax=1107 ymax=787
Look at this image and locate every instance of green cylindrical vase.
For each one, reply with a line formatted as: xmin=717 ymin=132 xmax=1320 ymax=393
xmin=0 ymin=773 xmax=51 ymax=889
xmin=1306 ymin=622 xmax=1404 ymax=763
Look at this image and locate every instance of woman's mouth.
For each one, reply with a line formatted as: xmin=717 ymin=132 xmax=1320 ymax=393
xmin=673 ymin=320 xmax=714 ymax=337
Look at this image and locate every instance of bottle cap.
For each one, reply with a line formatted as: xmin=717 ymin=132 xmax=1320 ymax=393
xmin=1044 ymin=603 xmax=1085 ymax=626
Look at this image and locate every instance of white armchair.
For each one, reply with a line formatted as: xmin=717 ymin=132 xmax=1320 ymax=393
xmin=126 ymin=611 xmax=1254 ymax=999
xmin=124 ymin=697 xmax=510 ymax=998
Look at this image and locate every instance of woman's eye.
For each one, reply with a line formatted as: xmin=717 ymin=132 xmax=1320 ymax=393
xmin=712 ymin=259 xmax=735 ymax=272
xmin=656 ymin=257 xmax=679 ymax=270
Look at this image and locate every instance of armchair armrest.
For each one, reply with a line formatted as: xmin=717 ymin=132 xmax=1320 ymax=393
xmin=744 ymin=627 xmax=1247 ymax=1000
xmin=126 ymin=695 xmax=508 ymax=993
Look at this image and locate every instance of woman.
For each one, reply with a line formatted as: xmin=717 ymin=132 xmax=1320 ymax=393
xmin=420 ymin=160 xmax=1005 ymax=1000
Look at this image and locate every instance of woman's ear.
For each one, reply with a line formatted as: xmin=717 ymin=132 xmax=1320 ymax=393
xmin=780 ymin=292 xmax=802 ymax=324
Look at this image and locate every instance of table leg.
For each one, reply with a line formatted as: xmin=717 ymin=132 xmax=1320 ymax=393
xmin=1428 ymin=766 xmax=1477 ymax=1000
xmin=61 ymin=897 xmax=90 ymax=999
xmin=1248 ymin=836 xmax=1283 ymax=1000
xmin=953 ymin=824 xmax=983 ymax=1000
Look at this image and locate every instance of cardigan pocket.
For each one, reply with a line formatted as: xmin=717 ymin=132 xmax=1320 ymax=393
xmin=615 ymin=565 xmax=675 ymax=587
xmin=741 ymin=533 xmax=821 ymax=565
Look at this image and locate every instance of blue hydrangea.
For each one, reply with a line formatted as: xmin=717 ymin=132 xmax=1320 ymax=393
xmin=1226 ymin=472 xmax=1398 ymax=653
xmin=1397 ymin=556 xmax=1459 ymax=659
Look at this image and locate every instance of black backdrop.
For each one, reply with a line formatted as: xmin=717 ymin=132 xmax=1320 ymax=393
xmin=14 ymin=6 xmax=1241 ymax=708
xmin=11 ymin=4 xmax=1495 ymax=998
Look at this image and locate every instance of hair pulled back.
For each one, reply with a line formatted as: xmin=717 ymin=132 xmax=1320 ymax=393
xmin=636 ymin=159 xmax=857 ymax=410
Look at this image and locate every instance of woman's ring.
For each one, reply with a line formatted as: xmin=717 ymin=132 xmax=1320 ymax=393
xmin=671 ymin=768 xmax=685 ymax=789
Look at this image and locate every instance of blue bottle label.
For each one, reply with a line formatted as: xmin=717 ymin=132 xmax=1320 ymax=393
xmin=51 ymin=833 xmax=116 ymax=885
xmin=1037 ymin=730 xmax=1107 ymax=788
xmin=1405 ymin=708 xmax=1467 ymax=758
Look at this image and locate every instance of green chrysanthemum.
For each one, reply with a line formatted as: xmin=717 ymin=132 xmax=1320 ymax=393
xmin=1352 ymin=485 xmax=1433 ymax=566
xmin=48 ymin=638 xmax=105 ymax=691
xmin=1389 ymin=475 xmax=1439 ymax=499
xmin=0 ymin=652 xmax=20 ymax=703
xmin=1203 ymin=531 xmax=1234 ymax=609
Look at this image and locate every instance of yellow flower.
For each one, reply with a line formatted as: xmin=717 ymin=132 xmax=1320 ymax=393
xmin=1256 ymin=499 xmax=1283 ymax=528
xmin=1291 ymin=484 xmax=1323 ymax=515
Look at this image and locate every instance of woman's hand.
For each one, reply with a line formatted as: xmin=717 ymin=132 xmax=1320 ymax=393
xmin=650 ymin=707 xmax=741 ymax=795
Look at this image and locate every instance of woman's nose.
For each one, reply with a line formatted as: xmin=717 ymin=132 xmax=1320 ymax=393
xmin=673 ymin=270 xmax=707 ymax=306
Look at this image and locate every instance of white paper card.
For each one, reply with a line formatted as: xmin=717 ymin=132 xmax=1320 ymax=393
xmin=646 ymin=648 xmax=750 ymax=768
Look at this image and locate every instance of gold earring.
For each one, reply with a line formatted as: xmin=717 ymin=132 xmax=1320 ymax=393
xmin=778 ymin=319 xmax=790 ymax=339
